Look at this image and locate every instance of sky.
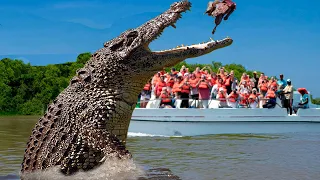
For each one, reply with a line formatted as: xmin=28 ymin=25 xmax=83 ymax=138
xmin=0 ymin=0 xmax=319 ymax=96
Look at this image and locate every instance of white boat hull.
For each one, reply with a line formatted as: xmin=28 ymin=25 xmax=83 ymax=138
xmin=128 ymin=108 xmax=320 ymax=136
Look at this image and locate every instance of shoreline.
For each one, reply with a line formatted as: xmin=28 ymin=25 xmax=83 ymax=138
xmin=0 ymin=115 xmax=41 ymax=120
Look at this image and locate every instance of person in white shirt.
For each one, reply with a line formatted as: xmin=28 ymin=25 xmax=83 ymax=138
xmin=283 ymin=79 xmax=293 ymax=115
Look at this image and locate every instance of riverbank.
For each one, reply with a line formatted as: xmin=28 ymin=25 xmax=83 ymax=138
xmin=0 ymin=115 xmax=41 ymax=120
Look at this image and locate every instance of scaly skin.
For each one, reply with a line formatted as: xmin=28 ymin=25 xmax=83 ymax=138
xmin=21 ymin=0 xmax=233 ymax=178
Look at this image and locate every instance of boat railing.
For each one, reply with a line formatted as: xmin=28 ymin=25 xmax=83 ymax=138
xmin=136 ymin=97 xmax=282 ymax=109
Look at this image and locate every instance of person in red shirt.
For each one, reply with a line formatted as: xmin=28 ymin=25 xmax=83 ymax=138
xmin=179 ymin=76 xmax=191 ymax=108
xmin=196 ymin=75 xmax=212 ymax=108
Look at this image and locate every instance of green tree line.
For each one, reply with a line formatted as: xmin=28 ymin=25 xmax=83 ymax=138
xmin=0 ymin=53 xmax=319 ymax=115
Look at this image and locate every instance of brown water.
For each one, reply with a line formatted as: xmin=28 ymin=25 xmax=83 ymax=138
xmin=1 ymin=116 xmax=320 ymax=180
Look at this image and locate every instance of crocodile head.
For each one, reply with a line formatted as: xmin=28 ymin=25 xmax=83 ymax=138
xmin=79 ymin=0 xmax=233 ymax=142
xmin=101 ymin=0 xmax=233 ymax=71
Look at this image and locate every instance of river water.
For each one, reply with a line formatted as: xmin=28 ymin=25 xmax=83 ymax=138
xmin=0 ymin=116 xmax=320 ymax=180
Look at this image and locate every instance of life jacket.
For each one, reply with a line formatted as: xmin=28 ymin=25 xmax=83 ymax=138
xmin=172 ymin=82 xmax=182 ymax=93
xmin=241 ymin=77 xmax=249 ymax=84
xmin=218 ymin=73 xmax=225 ymax=79
xmin=228 ymin=92 xmax=239 ymax=102
xmin=266 ymin=90 xmax=276 ymax=98
xmin=181 ymin=83 xmax=190 ymax=94
xmin=239 ymin=93 xmax=249 ymax=105
xmin=156 ymin=81 xmax=167 ymax=96
xmin=166 ymin=79 xmax=175 ymax=88
xmin=160 ymin=93 xmax=171 ymax=103
xmin=210 ymin=77 xmax=217 ymax=86
xmin=194 ymin=72 xmax=202 ymax=79
xmin=218 ymin=91 xmax=227 ymax=102
xmin=248 ymin=94 xmax=257 ymax=103
xmin=224 ymin=77 xmax=231 ymax=86
xmin=198 ymin=81 xmax=209 ymax=89
xmin=159 ymin=71 xmax=165 ymax=76
xmin=143 ymin=83 xmax=151 ymax=91
xmin=189 ymin=78 xmax=199 ymax=88
xmin=260 ymin=82 xmax=268 ymax=92
xmin=152 ymin=75 xmax=161 ymax=86
xmin=269 ymin=81 xmax=278 ymax=90
xmin=217 ymin=82 xmax=226 ymax=89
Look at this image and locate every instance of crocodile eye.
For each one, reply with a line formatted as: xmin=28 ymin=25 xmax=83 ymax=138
xmin=110 ymin=40 xmax=124 ymax=51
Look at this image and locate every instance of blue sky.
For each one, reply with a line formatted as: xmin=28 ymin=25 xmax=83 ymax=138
xmin=0 ymin=0 xmax=319 ymax=96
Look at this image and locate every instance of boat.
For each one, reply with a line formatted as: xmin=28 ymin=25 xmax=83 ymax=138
xmin=128 ymin=91 xmax=320 ymax=136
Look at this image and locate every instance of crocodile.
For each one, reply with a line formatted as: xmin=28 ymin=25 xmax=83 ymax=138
xmin=21 ymin=0 xmax=233 ymax=179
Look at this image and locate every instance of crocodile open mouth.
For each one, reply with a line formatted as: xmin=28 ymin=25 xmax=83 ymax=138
xmin=141 ymin=1 xmax=233 ymax=54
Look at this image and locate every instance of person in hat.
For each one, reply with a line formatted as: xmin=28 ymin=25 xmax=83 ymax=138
xmin=282 ymin=79 xmax=294 ymax=115
xmin=293 ymin=88 xmax=309 ymax=113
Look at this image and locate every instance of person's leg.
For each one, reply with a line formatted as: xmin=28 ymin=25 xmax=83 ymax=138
xmin=283 ymin=99 xmax=289 ymax=113
xmin=289 ymin=99 xmax=293 ymax=115
xmin=202 ymin=100 xmax=209 ymax=108
xmin=195 ymin=94 xmax=199 ymax=108
xmin=181 ymin=93 xmax=189 ymax=108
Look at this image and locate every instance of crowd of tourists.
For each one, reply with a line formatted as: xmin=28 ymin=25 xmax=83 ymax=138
xmin=139 ymin=66 xmax=309 ymax=115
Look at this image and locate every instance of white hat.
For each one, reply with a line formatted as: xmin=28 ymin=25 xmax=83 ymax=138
xmin=287 ymin=79 xmax=291 ymax=82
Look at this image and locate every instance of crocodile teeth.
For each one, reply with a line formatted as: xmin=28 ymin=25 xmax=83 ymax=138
xmin=171 ymin=24 xmax=176 ymax=28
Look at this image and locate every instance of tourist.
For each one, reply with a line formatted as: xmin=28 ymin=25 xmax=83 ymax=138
xmin=189 ymin=73 xmax=200 ymax=108
xmin=224 ymin=73 xmax=232 ymax=94
xmin=140 ymin=79 xmax=152 ymax=108
xmin=227 ymin=89 xmax=239 ymax=108
xmin=197 ymin=75 xmax=211 ymax=108
xmin=283 ymin=79 xmax=294 ymax=115
xmin=259 ymin=80 xmax=268 ymax=97
xmin=238 ymin=91 xmax=249 ymax=108
xmin=180 ymin=76 xmax=191 ymax=108
xmin=154 ymin=75 xmax=167 ymax=98
xmin=166 ymin=75 xmax=175 ymax=95
xmin=252 ymin=71 xmax=259 ymax=89
xmin=293 ymin=88 xmax=309 ymax=113
xmin=159 ymin=87 xmax=173 ymax=108
xmin=263 ymin=87 xmax=277 ymax=108
xmin=248 ymin=88 xmax=259 ymax=109
xmin=277 ymin=74 xmax=287 ymax=107
xmin=216 ymin=87 xmax=228 ymax=108
xmin=172 ymin=76 xmax=183 ymax=102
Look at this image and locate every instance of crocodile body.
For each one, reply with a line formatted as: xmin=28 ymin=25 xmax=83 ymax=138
xmin=21 ymin=1 xmax=233 ymax=178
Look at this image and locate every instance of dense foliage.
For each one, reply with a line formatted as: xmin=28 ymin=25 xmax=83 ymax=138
xmin=0 ymin=53 xmax=91 ymax=115
xmin=0 ymin=53 xmax=319 ymax=115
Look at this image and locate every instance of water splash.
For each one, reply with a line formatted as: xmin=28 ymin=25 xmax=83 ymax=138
xmin=20 ymin=159 xmax=145 ymax=180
